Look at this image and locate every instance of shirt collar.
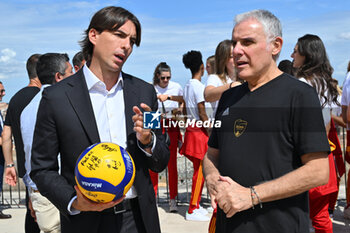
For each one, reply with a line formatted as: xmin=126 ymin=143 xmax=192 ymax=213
xmin=41 ymin=84 xmax=51 ymax=89
xmin=83 ymin=65 xmax=124 ymax=92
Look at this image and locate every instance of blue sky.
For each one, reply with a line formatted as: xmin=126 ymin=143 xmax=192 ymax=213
xmin=1 ymin=0 xmax=350 ymax=102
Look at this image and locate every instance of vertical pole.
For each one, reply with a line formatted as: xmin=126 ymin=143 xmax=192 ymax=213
xmin=185 ymin=156 xmax=189 ymax=203
xmin=9 ymin=185 xmax=12 ymax=205
xmin=18 ymin=180 xmax=21 ymax=206
xmin=165 ymin=167 xmax=169 ymax=202
xmin=344 ymin=127 xmax=347 ymax=202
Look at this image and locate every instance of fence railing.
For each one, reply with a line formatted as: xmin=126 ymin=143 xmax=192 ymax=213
xmin=1 ymin=126 xmax=348 ymax=207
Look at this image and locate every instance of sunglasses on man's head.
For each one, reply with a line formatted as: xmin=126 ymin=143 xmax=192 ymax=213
xmin=160 ymin=76 xmax=171 ymax=81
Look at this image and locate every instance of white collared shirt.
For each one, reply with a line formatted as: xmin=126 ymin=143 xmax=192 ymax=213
xmin=68 ymin=66 xmax=156 ymax=214
xmin=21 ymin=85 xmax=56 ymax=191
xmin=0 ymin=112 xmax=3 ymax=128
xmin=83 ymin=65 xmax=137 ymax=198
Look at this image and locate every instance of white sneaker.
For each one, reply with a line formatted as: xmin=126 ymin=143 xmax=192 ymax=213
xmin=169 ymin=199 xmax=178 ymax=213
xmin=344 ymin=206 xmax=350 ymax=220
xmin=185 ymin=211 xmax=210 ymax=221
xmin=195 ymin=206 xmax=208 ymax=215
xmin=206 ymin=206 xmax=214 ymax=213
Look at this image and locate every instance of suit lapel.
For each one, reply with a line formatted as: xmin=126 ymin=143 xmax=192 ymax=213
xmin=123 ymin=72 xmax=139 ymax=137
xmin=64 ymin=71 xmax=137 ymax=144
xmin=65 ymin=70 xmax=100 ymax=144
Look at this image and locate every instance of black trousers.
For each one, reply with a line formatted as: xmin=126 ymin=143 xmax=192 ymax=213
xmin=61 ymin=198 xmax=147 ymax=233
xmin=101 ymin=198 xmax=147 ymax=233
xmin=25 ymin=189 xmax=40 ymax=233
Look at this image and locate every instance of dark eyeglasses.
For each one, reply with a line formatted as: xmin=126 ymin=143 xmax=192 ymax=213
xmin=160 ymin=76 xmax=171 ymax=81
xmin=0 ymin=89 xmax=5 ymax=94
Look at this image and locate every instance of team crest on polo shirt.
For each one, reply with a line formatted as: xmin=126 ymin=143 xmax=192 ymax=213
xmin=234 ymin=119 xmax=247 ymax=137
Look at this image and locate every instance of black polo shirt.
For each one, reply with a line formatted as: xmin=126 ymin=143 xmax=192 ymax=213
xmin=4 ymin=86 xmax=40 ymax=178
xmin=209 ymin=73 xmax=330 ymax=233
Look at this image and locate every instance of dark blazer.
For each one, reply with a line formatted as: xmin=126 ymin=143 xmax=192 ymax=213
xmin=30 ymin=69 xmax=169 ymax=233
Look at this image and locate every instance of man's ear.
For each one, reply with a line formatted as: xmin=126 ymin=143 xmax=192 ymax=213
xmin=74 ymin=65 xmax=80 ymax=72
xmin=271 ymin=36 xmax=283 ymax=56
xmin=55 ymin=72 xmax=61 ymax=83
xmin=200 ymin=63 xmax=205 ymax=71
xmin=88 ymin=28 xmax=98 ymax=46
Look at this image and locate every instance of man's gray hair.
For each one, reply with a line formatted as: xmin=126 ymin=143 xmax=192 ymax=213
xmin=235 ymin=10 xmax=282 ymax=42
xmin=235 ymin=10 xmax=282 ymax=60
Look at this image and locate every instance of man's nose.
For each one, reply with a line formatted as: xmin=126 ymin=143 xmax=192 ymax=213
xmin=121 ymin=38 xmax=131 ymax=50
xmin=233 ymin=43 xmax=243 ymax=56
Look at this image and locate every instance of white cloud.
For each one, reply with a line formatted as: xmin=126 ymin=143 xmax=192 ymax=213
xmin=0 ymin=48 xmax=25 ymax=81
xmin=0 ymin=48 xmax=16 ymax=63
xmin=339 ymin=32 xmax=350 ymax=40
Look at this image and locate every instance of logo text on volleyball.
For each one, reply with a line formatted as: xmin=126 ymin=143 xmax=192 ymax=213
xmin=82 ymin=181 xmax=102 ymax=189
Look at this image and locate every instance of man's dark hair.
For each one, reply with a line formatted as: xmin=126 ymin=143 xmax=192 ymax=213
xmin=26 ymin=54 xmax=41 ymax=79
xmin=36 ymin=53 xmax=69 ymax=85
xmin=72 ymin=51 xmax=84 ymax=68
xmin=79 ymin=6 xmax=141 ymax=62
xmin=182 ymin=50 xmax=203 ymax=75
xmin=278 ymin=59 xmax=294 ymax=75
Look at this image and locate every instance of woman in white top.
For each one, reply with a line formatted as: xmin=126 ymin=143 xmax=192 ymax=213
xmin=180 ymin=50 xmax=210 ymax=221
xmin=150 ymin=62 xmax=184 ymax=212
xmin=341 ymin=61 xmax=350 ymax=220
xmin=291 ymin=34 xmax=339 ymax=233
xmin=204 ymin=40 xmax=241 ymax=117
xmin=205 ymin=55 xmax=215 ymax=75
xmin=342 ymin=61 xmax=350 ymax=86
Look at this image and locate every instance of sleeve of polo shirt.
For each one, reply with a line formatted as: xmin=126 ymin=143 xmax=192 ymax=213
xmin=292 ymin=86 xmax=330 ymax=157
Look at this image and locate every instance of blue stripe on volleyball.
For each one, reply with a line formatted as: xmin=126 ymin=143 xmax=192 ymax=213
xmin=76 ymin=143 xmax=99 ymax=164
xmin=113 ymin=147 xmax=134 ymax=200
xmin=75 ymin=172 xmax=118 ymax=193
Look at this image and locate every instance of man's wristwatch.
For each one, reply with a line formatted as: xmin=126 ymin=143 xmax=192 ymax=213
xmin=6 ymin=163 xmax=15 ymax=168
xmin=167 ymin=95 xmax=171 ymax=100
xmin=139 ymin=132 xmax=154 ymax=149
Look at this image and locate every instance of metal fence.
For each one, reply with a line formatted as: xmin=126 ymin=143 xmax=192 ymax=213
xmin=1 ymin=127 xmax=348 ymax=207
xmin=1 ymin=179 xmax=26 ymax=208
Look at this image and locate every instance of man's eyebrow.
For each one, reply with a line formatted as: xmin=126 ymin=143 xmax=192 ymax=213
xmin=241 ymin=37 xmax=255 ymax=42
xmin=232 ymin=36 xmax=255 ymax=41
xmin=114 ymin=29 xmax=126 ymax=35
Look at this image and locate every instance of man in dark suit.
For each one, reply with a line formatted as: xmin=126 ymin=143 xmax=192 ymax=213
xmin=30 ymin=6 xmax=169 ymax=233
